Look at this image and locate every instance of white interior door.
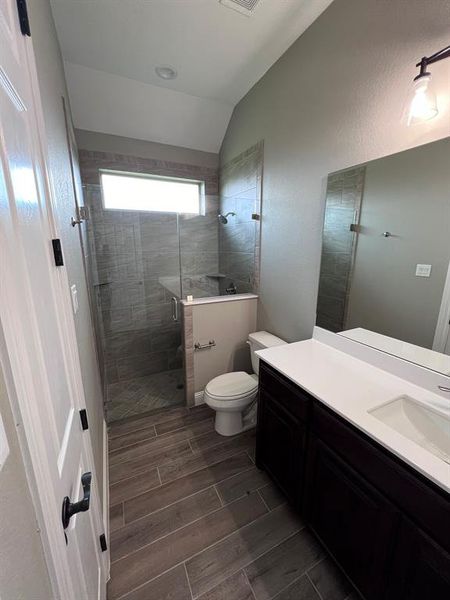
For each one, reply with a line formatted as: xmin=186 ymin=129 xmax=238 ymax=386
xmin=0 ymin=2 xmax=105 ymax=598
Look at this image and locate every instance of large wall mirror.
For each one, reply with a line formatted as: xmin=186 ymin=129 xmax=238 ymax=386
xmin=317 ymin=137 xmax=450 ymax=376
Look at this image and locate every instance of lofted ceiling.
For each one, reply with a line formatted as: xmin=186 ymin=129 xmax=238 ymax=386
xmin=50 ymin=0 xmax=333 ymax=153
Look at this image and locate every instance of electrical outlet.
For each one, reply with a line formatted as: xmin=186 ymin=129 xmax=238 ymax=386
xmin=415 ymin=264 xmax=432 ymax=277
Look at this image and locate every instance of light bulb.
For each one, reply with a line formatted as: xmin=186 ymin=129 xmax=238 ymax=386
xmin=405 ymin=73 xmax=438 ymax=126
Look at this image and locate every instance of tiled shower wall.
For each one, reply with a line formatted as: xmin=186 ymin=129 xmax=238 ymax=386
xmin=218 ymin=141 xmax=263 ymax=294
xmin=316 ymin=166 xmax=366 ymax=332
xmin=79 ymin=149 xmax=219 ymax=392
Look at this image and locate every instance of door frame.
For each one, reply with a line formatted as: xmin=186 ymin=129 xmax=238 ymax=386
xmin=0 ymin=14 xmax=107 ymax=600
xmin=433 ymin=260 xmax=450 ymax=353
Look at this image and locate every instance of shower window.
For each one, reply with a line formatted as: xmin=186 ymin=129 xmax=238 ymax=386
xmin=100 ymin=170 xmax=204 ymax=215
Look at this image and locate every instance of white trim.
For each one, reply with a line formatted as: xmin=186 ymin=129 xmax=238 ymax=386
xmin=0 ymin=27 xmax=107 ymax=600
xmin=194 ymin=390 xmax=205 ymax=406
xmin=181 ymin=293 xmax=258 ymax=307
xmin=102 ymin=420 xmax=110 ymax=581
xmin=433 ymin=260 xmax=450 ymax=353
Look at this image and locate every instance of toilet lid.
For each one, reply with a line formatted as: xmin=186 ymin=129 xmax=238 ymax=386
xmin=205 ymin=372 xmax=258 ymax=400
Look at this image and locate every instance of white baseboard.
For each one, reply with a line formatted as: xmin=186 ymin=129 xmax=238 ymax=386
xmin=194 ymin=391 xmax=205 ymax=406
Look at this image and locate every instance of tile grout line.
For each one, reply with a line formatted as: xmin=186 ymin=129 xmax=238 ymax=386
xmin=111 ymin=504 xmax=280 ymax=600
xmin=261 ymin=555 xmax=325 ymax=600
xmin=109 ymin=438 xmax=194 ymax=477
xmin=159 ymin=443 xmax=255 ymax=485
xmin=243 ymin=569 xmax=257 ymax=600
xmin=187 ymin=524 xmax=306 ymax=600
xmin=256 ymin=488 xmax=271 ymax=513
xmin=111 ymin=485 xmax=265 ymax=564
xmin=109 ymin=425 xmax=157 ymax=450
xmin=306 ymin=571 xmax=325 ymax=600
xmin=110 ymin=425 xmax=188 ymax=454
xmin=109 ymin=402 xmax=190 ymax=433
xmin=212 ymin=484 xmax=224 ymax=507
xmin=246 ymin=449 xmax=255 ymax=464
xmin=156 ymin=465 xmax=162 ymax=486
xmin=154 ymin=414 xmax=214 ymax=437
xmin=109 ymin=465 xmax=162 ymax=489
xmin=110 ymin=418 xmax=218 ymax=463
xmin=109 ymin=432 xmax=199 ymax=465
xmin=183 ymin=562 xmax=195 ymax=600
xmin=122 ymin=461 xmax=257 ymax=525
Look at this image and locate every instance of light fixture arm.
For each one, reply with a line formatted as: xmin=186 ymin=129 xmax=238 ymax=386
xmin=415 ymin=44 xmax=450 ymax=79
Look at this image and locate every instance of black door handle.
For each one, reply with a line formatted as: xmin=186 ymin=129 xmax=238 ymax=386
xmin=62 ymin=471 xmax=92 ymax=529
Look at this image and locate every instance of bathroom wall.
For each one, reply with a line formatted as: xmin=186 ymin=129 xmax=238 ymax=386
xmin=346 ymin=138 xmax=450 ymax=348
xmin=220 ymin=0 xmax=450 ymax=343
xmin=219 ymin=141 xmax=263 ymax=294
xmin=181 ymin=297 xmax=258 ymax=403
xmin=316 ymin=167 xmax=366 ymax=332
xmin=75 ymin=129 xmax=219 ymax=168
xmin=0 ymin=361 xmax=53 ymax=599
xmin=27 ymin=0 xmax=105 ymax=503
xmin=77 ymin=142 xmax=219 ymax=417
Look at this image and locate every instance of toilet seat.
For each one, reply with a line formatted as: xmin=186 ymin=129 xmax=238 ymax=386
xmin=205 ymin=371 xmax=258 ymax=401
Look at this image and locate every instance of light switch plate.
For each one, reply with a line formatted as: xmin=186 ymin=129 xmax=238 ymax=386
xmin=415 ymin=264 xmax=432 ymax=277
xmin=70 ymin=284 xmax=79 ymax=314
xmin=0 ymin=412 xmax=9 ymax=471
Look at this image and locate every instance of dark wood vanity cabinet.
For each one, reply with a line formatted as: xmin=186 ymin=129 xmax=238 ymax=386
xmin=256 ymin=364 xmax=308 ymax=506
xmin=305 ymin=437 xmax=398 ymax=600
xmin=256 ymin=361 xmax=450 ymax=600
xmin=385 ymin=519 xmax=450 ymax=599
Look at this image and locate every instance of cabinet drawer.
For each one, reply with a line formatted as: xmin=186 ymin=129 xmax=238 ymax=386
xmin=259 ymin=361 xmax=311 ymax=422
xmin=311 ymin=402 xmax=450 ymax=551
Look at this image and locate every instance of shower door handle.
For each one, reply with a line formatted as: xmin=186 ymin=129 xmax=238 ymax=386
xmin=171 ymin=297 xmax=178 ymax=322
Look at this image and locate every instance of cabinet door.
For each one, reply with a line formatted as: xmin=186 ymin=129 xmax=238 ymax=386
xmin=305 ymin=438 xmax=398 ymax=600
xmin=256 ymin=389 xmax=305 ymax=507
xmin=386 ymin=519 xmax=450 ymax=599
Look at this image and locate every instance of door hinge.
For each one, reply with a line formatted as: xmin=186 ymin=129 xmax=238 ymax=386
xmin=16 ymin=0 xmax=31 ymax=36
xmin=79 ymin=409 xmax=89 ymax=431
xmin=51 ymin=239 xmax=64 ymax=266
xmin=99 ymin=533 xmax=108 ymax=552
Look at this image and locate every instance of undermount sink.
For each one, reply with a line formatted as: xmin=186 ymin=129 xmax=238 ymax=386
xmin=369 ymin=395 xmax=450 ymax=464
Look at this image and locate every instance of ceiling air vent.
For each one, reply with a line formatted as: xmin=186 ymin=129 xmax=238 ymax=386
xmin=219 ymin=0 xmax=261 ymax=17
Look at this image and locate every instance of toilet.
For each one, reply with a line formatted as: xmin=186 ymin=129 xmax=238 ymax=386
xmin=203 ymin=331 xmax=286 ymax=436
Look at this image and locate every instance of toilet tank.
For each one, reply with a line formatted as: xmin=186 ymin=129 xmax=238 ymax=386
xmin=248 ymin=331 xmax=286 ymax=375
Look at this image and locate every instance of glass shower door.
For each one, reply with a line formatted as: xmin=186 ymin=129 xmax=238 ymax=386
xmin=87 ymin=191 xmax=185 ymax=422
xmin=178 ymin=198 xmax=221 ymax=299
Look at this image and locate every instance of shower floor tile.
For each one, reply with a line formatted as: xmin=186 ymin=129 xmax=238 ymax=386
xmin=106 ymin=369 xmax=184 ymax=423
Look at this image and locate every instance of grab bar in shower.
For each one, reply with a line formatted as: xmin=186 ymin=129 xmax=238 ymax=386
xmin=194 ymin=340 xmax=216 ymax=351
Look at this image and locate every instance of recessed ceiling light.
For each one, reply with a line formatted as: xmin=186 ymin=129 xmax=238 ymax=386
xmin=155 ymin=66 xmax=178 ymax=80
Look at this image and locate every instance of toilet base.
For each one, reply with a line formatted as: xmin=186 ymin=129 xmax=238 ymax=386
xmin=215 ymin=411 xmax=243 ymax=436
xmin=214 ymin=406 xmax=257 ymax=437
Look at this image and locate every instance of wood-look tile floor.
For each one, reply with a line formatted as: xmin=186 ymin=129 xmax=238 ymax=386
xmin=108 ymin=404 xmax=358 ymax=600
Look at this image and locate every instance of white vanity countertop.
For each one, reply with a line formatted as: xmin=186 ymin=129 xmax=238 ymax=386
xmin=256 ymin=339 xmax=450 ymax=494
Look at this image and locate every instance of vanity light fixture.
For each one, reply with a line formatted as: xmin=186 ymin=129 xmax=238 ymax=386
xmin=405 ymin=45 xmax=450 ymax=125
